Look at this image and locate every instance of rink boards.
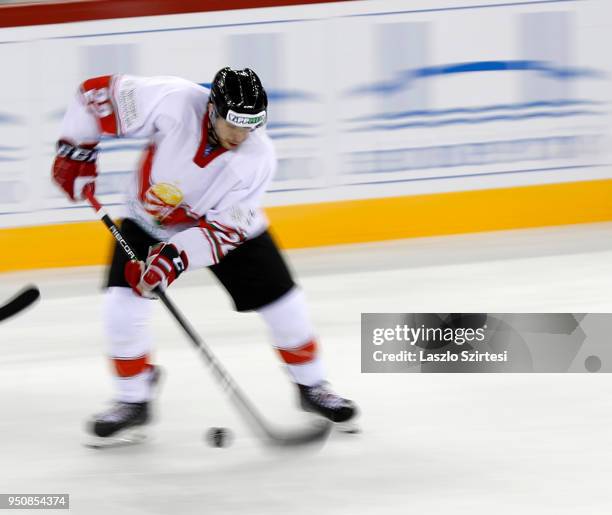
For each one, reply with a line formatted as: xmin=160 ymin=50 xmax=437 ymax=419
xmin=0 ymin=0 xmax=611 ymax=270
xmin=3 ymin=178 xmax=612 ymax=271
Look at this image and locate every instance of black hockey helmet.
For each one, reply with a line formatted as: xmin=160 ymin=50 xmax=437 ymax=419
xmin=209 ymin=67 xmax=268 ymax=129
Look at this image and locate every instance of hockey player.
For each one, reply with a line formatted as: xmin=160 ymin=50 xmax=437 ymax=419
xmin=52 ymin=67 xmax=357 ymax=441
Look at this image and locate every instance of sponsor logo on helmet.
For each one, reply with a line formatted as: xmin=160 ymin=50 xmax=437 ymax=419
xmin=226 ymin=109 xmax=267 ymax=128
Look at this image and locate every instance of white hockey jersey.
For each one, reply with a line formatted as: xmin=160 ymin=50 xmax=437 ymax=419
xmin=59 ymin=74 xmax=276 ymax=269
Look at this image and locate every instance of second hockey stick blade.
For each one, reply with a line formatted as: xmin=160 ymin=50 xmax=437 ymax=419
xmin=0 ymin=285 xmax=40 ymax=322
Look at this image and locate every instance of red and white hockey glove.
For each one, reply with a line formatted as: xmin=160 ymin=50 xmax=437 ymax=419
xmin=124 ymin=243 xmax=189 ymax=298
xmin=52 ymin=139 xmax=98 ymax=201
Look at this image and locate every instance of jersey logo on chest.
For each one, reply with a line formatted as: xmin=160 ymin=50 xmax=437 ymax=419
xmin=143 ymin=183 xmax=197 ymax=226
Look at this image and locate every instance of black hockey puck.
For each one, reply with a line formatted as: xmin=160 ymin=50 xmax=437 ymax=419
xmin=206 ymin=427 xmax=232 ymax=448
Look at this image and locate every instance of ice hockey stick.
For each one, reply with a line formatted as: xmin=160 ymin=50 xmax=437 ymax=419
xmin=84 ymin=188 xmax=332 ymax=448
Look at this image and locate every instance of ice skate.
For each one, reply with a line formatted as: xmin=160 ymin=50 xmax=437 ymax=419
xmin=297 ymin=382 xmax=360 ymax=433
xmin=85 ymin=366 xmax=161 ymax=448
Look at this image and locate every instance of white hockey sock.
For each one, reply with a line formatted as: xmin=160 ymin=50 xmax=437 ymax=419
xmin=103 ymin=287 xmax=155 ymax=402
xmin=258 ymin=287 xmax=326 ymax=387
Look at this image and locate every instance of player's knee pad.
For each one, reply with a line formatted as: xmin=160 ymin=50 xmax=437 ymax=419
xmin=257 ymin=287 xmax=314 ymax=348
xmin=103 ymin=287 xmax=154 ymax=358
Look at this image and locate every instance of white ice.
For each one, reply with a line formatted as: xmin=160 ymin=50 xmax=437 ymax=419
xmin=1 ymin=223 xmax=612 ymax=515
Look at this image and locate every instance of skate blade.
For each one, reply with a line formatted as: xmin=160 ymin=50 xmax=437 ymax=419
xmin=335 ymin=420 xmax=361 ymax=434
xmin=84 ymin=428 xmax=148 ymax=449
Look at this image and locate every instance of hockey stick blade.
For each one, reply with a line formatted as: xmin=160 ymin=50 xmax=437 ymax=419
xmin=0 ymin=286 xmax=40 ymax=322
xmin=264 ymin=418 xmax=333 ymax=448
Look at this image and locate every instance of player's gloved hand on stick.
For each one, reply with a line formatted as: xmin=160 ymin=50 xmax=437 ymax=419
xmin=125 ymin=243 xmax=189 ymax=298
xmin=52 ymin=139 xmax=98 ymax=201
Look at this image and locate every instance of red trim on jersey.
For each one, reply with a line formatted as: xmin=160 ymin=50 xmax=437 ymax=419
xmin=0 ymin=1 xmax=348 ymax=29
xmin=204 ymin=220 xmax=246 ymax=250
xmin=276 ymin=340 xmax=318 ymax=365
xmin=81 ymin=76 xmax=111 ymax=92
xmin=200 ymin=228 xmax=220 ymax=265
xmin=138 ymin=144 xmax=156 ymax=202
xmin=193 ymin=111 xmax=228 ymax=168
xmin=199 ymin=220 xmax=223 ymax=263
xmin=112 ymin=355 xmax=149 ymax=377
xmin=80 ymin=75 xmax=119 ymax=136
xmin=158 ymin=205 xmax=199 ymax=226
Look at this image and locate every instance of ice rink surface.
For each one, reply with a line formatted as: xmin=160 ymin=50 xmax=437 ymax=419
xmin=1 ymin=223 xmax=612 ymax=515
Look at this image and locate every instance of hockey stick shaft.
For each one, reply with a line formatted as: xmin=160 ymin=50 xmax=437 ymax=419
xmin=85 ymin=190 xmax=331 ymax=446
